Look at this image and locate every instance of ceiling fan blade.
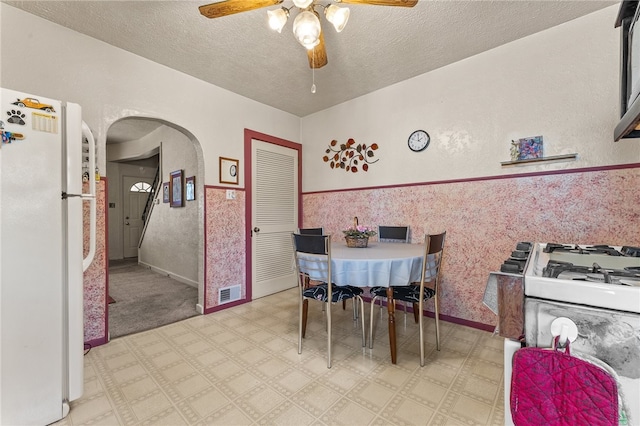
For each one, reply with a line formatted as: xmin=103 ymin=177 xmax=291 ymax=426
xmin=308 ymin=31 xmax=328 ymax=69
xmin=337 ymin=0 xmax=417 ymax=7
xmin=199 ymin=0 xmax=283 ymax=19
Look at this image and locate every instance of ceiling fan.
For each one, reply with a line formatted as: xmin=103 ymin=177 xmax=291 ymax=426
xmin=199 ymin=0 xmax=417 ymax=69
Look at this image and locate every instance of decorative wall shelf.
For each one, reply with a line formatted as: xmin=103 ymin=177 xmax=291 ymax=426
xmin=500 ymin=153 xmax=578 ymax=167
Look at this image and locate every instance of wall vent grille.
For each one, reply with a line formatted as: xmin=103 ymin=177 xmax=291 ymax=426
xmin=218 ymin=285 xmax=241 ymax=305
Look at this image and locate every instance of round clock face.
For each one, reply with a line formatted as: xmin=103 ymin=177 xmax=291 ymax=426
xmin=408 ymin=130 xmax=430 ymax=152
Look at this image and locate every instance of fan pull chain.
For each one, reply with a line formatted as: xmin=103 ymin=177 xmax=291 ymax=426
xmin=311 ymin=48 xmax=317 ymax=94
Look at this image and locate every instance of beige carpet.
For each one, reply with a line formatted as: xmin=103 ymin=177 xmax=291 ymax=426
xmin=108 ymin=259 xmax=198 ymax=339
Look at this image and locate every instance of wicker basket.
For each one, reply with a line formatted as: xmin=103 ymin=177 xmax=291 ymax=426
xmin=345 ymin=236 xmax=369 ymax=248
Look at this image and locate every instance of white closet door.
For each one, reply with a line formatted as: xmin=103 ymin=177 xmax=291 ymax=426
xmin=251 ymin=139 xmax=298 ymax=299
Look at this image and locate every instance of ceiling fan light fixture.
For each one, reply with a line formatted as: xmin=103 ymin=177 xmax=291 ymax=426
xmin=292 ymin=0 xmax=314 ymax=9
xmin=293 ymin=10 xmax=321 ymax=50
xmin=267 ymin=7 xmax=289 ymax=33
xmin=324 ymin=4 xmax=349 ymax=32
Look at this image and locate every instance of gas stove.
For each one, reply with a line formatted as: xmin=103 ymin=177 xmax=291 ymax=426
xmin=524 ymin=243 xmax=640 ymax=313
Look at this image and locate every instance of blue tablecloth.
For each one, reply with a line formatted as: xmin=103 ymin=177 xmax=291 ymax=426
xmin=298 ymin=242 xmax=435 ymax=287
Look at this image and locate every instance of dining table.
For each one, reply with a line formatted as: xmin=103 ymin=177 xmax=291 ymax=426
xmin=299 ymin=240 xmax=427 ymax=364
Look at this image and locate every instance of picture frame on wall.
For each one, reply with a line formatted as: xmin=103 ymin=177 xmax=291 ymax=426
xmin=517 ymin=136 xmax=543 ymax=160
xmin=169 ymin=169 xmax=184 ymax=207
xmin=162 ymin=182 xmax=169 ymax=203
xmin=186 ymin=176 xmax=195 ymax=201
xmin=220 ymin=157 xmax=239 ymax=185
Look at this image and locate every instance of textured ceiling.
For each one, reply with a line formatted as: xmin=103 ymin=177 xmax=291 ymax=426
xmin=3 ymin=0 xmax=617 ymax=139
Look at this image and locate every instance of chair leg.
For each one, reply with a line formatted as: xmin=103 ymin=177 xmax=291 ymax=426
xmin=327 ymin=300 xmax=332 ymax=369
xmin=419 ymin=298 xmax=425 ymax=367
xmin=434 ymin=295 xmax=440 ymax=351
xmin=301 ymin=299 xmax=309 ymax=339
xmin=342 ymin=299 xmax=346 ymax=310
xmin=358 ymin=296 xmax=366 ymax=347
xmin=352 ymin=298 xmax=359 ymax=320
xmin=412 ymin=302 xmax=419 ymax=323
xmin=298 ymin=296 xmax=304 ymax=355
xmin=369 ymin=296 xmax=379 ymax=349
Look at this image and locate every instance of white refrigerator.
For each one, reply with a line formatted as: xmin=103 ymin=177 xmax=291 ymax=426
xmin=0 ymin=88 xmax=96 ymax=425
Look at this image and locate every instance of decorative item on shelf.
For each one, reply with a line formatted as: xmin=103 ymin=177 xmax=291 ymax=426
xmin=512 ymin=135 xmax=543 ymax=160
xmin=510 ymin=139 xmax=520 ymax=162
xmin=323 ymin=138 xmax=379 ymax=173
xmin=343 ymin=219 xmax=376 ymax=248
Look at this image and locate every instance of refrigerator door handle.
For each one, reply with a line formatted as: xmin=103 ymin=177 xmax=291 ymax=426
xmin=81 ymin=122 xmax=96 ymax=272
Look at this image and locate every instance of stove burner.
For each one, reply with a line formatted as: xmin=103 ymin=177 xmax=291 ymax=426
xmin=622 ymin=246 xmax=640 ymax=257
xmin=543 ymin=260 xmax=640 ymax=283
xmin=543 ymin=244 xmax=633 ymax=256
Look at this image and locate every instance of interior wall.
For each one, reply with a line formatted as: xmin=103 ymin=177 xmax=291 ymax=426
xmin=300 ymin=6 xmax=635 ymax=191
xmin=138 ymin=126 xmax=199 ymax=286
xmin=0 ymin=3 xmax=299 ymax=342
xmin=299 ymin=5 xmax=640 ymax=327
xmin=302 ymin=166 xmax=640 ymax=326
xmin=0 ymin=3 xmax=300 ymax=185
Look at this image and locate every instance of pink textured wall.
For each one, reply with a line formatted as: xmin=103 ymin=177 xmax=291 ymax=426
xmin=83 ymin=178 xmax=108 ymax=345
xmin=80 ymin=167 xmax=639 ymax=341
xmin=204 ymin=186 xmax=246 ymax=311
xmin=303 ymin=166 xmax=640 ymax=326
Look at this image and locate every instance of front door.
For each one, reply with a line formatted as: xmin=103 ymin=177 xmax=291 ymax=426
xmin=122 ymin=176 xmax=152 ymax=258
xmin=250 ymin=136 xmax=300 ymax=299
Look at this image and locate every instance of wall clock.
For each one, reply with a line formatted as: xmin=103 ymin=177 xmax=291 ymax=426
xmin=408 ymin=130 xmax=430 ymax=152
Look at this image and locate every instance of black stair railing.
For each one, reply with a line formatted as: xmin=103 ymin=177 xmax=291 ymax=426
xmin=142 ymin=167 xmax=160 ymax=223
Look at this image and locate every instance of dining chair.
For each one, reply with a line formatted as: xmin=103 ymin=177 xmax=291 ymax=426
xmin=368 ymin=231 xmax=446 ymax=366
xmin=298 ymin=227 xmax=324 ymax=235
xmin=291 ymin=233 xmax=366 ymax=368
xmin=377 ymin=225 xmax=410 ymax=243
xmin=375 ymin=225 xmax=411 ymax=316
xmin=298 ymin=227 xmax=329 ymax=313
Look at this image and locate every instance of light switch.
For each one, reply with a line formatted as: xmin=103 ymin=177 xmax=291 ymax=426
xmin=226 ymin=190 xmax=236 ymax=200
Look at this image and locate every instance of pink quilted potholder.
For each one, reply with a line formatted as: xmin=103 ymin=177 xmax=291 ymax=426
xmin=511 ymin=339 xmax=618 ymax=426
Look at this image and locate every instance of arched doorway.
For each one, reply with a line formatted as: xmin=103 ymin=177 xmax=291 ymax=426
xmin=105 ymin=117 xmax=205 ymax=338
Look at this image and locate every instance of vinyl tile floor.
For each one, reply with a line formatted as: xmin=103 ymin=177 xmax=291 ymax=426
xmin=55 ymin=289 xmax=505 ymax=425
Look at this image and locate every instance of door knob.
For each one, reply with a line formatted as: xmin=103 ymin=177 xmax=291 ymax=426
xmin=125 ymin=222 xmax=130 ymax=225
xmin=253 ymin=227 xmax=260 ymax=233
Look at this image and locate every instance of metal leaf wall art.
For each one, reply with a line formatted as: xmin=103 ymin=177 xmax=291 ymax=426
xmin=323 ymin=138 xmax=379 ymax=173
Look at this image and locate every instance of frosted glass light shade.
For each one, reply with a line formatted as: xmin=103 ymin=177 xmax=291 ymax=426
xmin=325 ymin=4 xmax=349 ymax=32
xmin=293 ymin=11 xmax=321 ymax=49
xmin=292 ymin=0 xmax=313 ymax=8
xmin=267 ymin=8 xmax=289 ymax=33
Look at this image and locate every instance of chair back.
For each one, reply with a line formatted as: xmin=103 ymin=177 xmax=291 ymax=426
xmin=378 ymin=225 xmax=410 ymax=243
xmin=291 ymin=233 xmax=332 ymax=289
xmin=298 ymin=227 xmax=324 ymax=235
xmin=420 ymin=231 xmax=446 ymax=290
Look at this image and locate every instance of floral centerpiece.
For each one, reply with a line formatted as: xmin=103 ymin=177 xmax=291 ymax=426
xmin=343 ymin=225 xmax=376 ymax=248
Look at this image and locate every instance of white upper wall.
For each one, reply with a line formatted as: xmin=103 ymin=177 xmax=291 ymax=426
xmin=0 ymin=4 xmax=300 ymax=186
xmin=300 ymin=5 xmax=638 ymax=192
xmin=3 ymin=4 xmax=636 ymax=195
